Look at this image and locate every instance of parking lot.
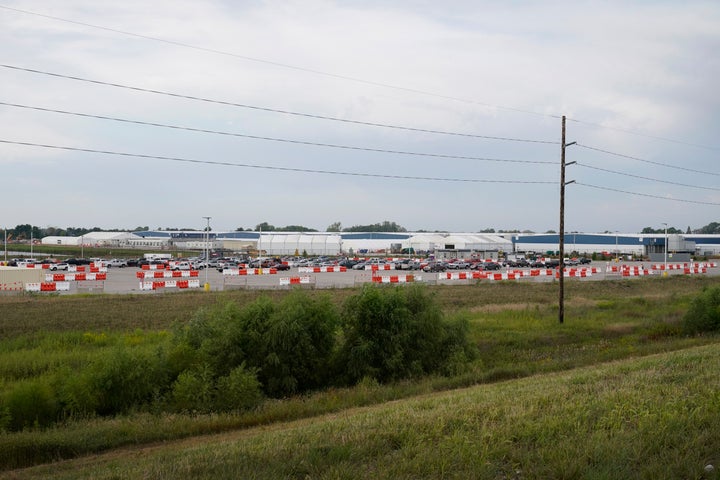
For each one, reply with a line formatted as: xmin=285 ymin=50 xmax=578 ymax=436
xmin=83 ymin=260 xmax=718 ymax=294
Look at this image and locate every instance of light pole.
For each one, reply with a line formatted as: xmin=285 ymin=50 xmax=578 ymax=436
xmin=615 ymin=232 xmax=619 ymax=261
xmin=662 ymin=223 xmax=668 ymax=270
xmin=202 ymin=216 xmax=211 ymax=289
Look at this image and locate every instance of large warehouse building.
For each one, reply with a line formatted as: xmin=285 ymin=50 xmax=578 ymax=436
xmin=37 ymin=230 xmax=720 ymax=258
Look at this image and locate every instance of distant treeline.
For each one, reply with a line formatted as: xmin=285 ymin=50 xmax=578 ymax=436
xmin=4 ymin=221 xmax=720 ymax=240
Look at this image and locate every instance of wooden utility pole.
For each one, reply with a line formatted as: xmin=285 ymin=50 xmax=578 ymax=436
xmin=559 ymin=116 xmax=566 ymax=323
xmin=559 ymin=115 xmax=575 ymax=324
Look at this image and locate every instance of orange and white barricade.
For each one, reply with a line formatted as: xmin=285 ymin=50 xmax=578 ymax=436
xmin=139 ymin=279 xmax=201 ymax=290
xmin=25 ymin=281 xmax=71 ymax=292
xmin=279 ymin=276 xmax=313 ymax=286
xmin=223 ymin=268 xmax=277 ymax=276
xmin=298 ymin=266 xmax=347 ymax=273
xmin=372 ymin=274 xmax=420 ymax=283
xmin=136 ymin=270 xmax=199 ymax=279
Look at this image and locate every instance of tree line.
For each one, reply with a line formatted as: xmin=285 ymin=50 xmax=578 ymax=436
xmin=4 ymin=221 xmax=720 ymax=240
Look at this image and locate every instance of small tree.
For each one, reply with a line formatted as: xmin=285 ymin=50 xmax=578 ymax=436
xmin=336 ymin=284 xmax=474 ymax=384
xmin=683 ymin=286 xmax=720 ymax=334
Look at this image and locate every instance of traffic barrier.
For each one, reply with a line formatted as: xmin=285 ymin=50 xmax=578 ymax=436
xmin=222 ymin=268 xmax=277 ymax=276
xmin=372 ymin=274 xmax=420 ymax=283
xmin=484 ymin=273 xmax=520 ymax=281
xmin=651 ymin=263 xmax=688 ymax=271
xmin=528 ymin=269 xmax=555 ymax=277
xmin=136 ymin=270 xmax=200 ymax=279
xmin=651 ymin=262 xmax=717 ymax=271
xmin=365 ymin=264 xmax=396 ymax=271
xmin=139 ymin=279 xmax=201 ymax=290
xmin=621 ymin=268 xmax=653 ymax=277
xmin=558 ymin=268 xmax=594 ymax=278
xmin=141 ymin=264 xmax=167 ymax=270
xmin=441 ymin=272 xmax=484 ymax=281
xmin=0 ymin=282 xmax=24 ymax=291
xmin=279 ymin=276 xmax=313 ymax=286
xmin=298 ymin=266 xmax=347 ymax=273
xmin=684 ymin=267 xmax=708 ymax=275
xmin=46 ymin=272 xmax=107 ymax=282
xmin=25 ymin=282 xmax=70 ymax=292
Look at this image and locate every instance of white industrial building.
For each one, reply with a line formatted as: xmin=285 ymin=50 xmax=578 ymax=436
xmin=39 ymin=230 xmax=720 ymax=258
xmin=42 ymin=232 xmax=139 ymax=247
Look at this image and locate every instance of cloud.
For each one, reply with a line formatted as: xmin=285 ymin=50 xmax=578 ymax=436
xmin=1 ymin=0 xmax=718 ymax=232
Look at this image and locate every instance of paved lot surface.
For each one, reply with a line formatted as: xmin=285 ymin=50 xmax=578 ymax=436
xmin=72 ymin=260 xmax=718 ymax=295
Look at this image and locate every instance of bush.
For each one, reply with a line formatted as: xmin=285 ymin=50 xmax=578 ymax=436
xmin=683 ymin=286 xmax=720 ymax=334
xmin=260 ymin=291 xmax=338 ymax=396
xmin=215 ymin=363 xmax=263 ymax=412
xmin=173 ymin=291 xmax=339 ymax=397
xmin=337 ymin=284 xmax=475 ymax=384
xmin=169 ymin=364 xmax=216 ymax=413
xmin=1 ymin=378 xmax=59 ymax=431
xmin=83 ymin=346 xmax=168 ymax=416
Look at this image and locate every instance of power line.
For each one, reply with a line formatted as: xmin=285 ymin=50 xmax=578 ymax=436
xmin=0 ymin=139 xmax=558 ymax=184
xmin=0 ymin=64 xmax=557 ymax=145
xmin=0 ymin=101 xmax=556 ymax=165
xmin=575 ymin=143 xmax=720 ymax=177
xmin=4 ymin=5 xmax=714 ymax=150
xmin=575 ymin=182 xmax=720 ymax=206
xmin=568 ymin=118 xmax=718 ymax=151
xmin=0 ymin=5 xmax=560 ymax=121
xmin=575 ymin=162 xmax=720 ymax=191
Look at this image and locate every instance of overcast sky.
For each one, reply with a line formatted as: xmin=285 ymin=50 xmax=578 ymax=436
xmin=2 ymin=1 xmax=718 ymax=233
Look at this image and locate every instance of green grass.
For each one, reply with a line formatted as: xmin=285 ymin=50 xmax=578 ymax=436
xmin=5 ymin=344 xmax=720 ymax=479
xmin=1 ymin=275 xmax=719 ymax=476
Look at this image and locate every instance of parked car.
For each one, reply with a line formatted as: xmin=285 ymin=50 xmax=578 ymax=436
xmin=105 ymin=259 xmax=128 ymax=268
xmin=339 ymin=259 xmax=359 ymax=268
xmin=190 ymin=260 xmax=207 ymax=270
xmin=48 ymin=262 xmax=69 ymax=271
xmin=396 ymin=259 xmax=420 ymax=270
xmin=172 ymin=261 xmax=192 ymax=271
xmin=447 ymin=261 xmax=470 ymax=270
xmin=66 ymin=258 xmax=92 ymax=265
xmin=476 ymin=262 xmax=501 ymax=271
xmin=217 ymin=261 xmax=238 ymax=272
xmin=423 ymin=261 xmax=447 ymax=272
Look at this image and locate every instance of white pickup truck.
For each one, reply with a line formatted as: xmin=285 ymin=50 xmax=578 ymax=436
xmin=105 ymin=259 xmax=128 ymax=268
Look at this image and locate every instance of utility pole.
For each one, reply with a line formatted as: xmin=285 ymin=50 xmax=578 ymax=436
xmin=203 ymin=216 xmax=211 ymax=290
xmin=559 ymin=116 xmax=575 ymax=324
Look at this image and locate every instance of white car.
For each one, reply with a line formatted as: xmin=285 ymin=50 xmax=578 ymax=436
xmin=172 ymin=261 xmax=192 ymax=271
xmin=105 ymin=259 xmax=128 ymax=268
xmin=49 ymin=262 xmax=69 ymax=271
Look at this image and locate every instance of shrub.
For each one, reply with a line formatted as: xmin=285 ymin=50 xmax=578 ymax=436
xmin=169 ymin=364 xmax=216 ymax=413
xmin=337 ymin=284 xmax=475 ymax=384
xmin=2 ymin=377 xmax=59 ymax=431
xmin=260 ymin=291 xmax=338 ymax=396
xmin=683 ymin=286 xmax=720 ymax=334
xmin=83 ymin=346 xmax=168 ymax=415
xmin=173 ymin=291 xmax=339 ymax=397
xmin=215 ymin=363 xmax=263 ymax=412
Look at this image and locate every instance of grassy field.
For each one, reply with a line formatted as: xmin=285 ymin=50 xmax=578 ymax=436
xmin=1 ymin=275 xmax=719 ymax=478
